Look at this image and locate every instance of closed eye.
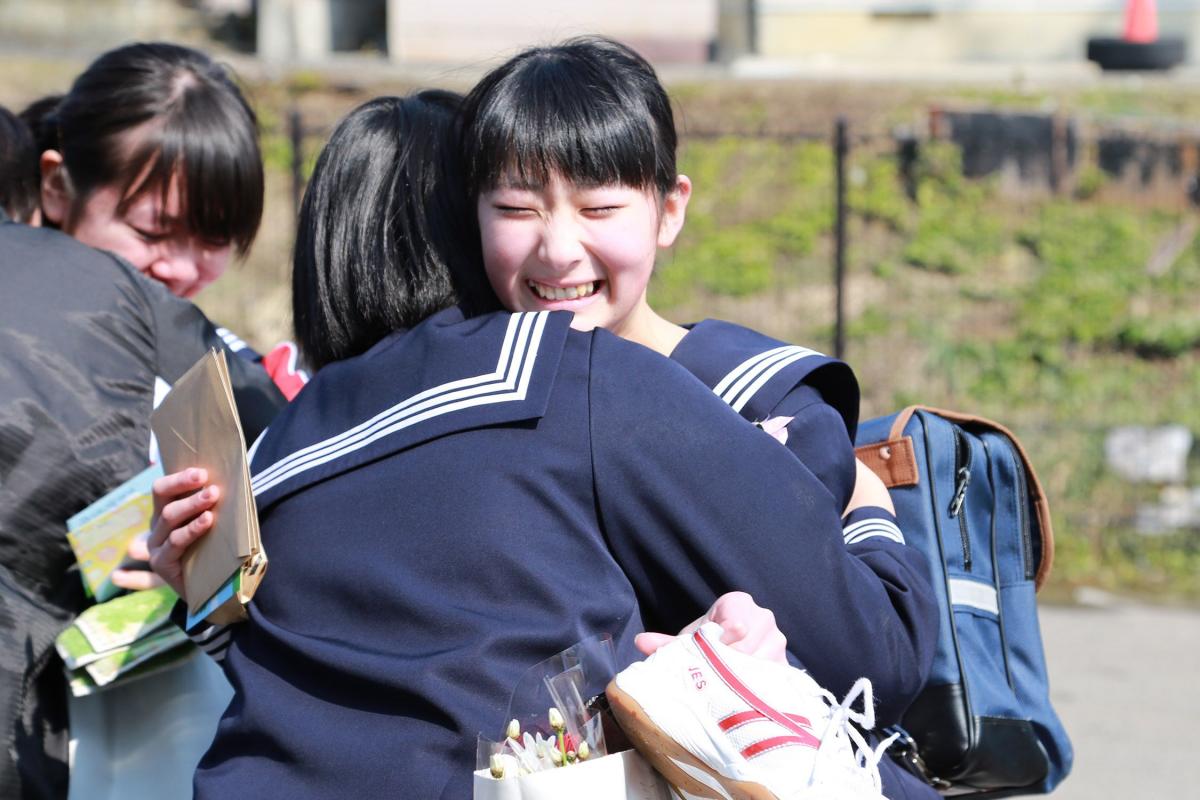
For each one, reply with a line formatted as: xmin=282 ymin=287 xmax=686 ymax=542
xmin=131 ymin=226 xmax=169 ymax=243
xmin=493 ymin=204 xmax=536 ymax=216
xmin=583 ymin=206 xmax=621 ymax=217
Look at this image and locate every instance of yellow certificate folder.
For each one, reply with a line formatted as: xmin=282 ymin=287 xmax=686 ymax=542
xmin=67 ymin=464 xmax=163 ymax=602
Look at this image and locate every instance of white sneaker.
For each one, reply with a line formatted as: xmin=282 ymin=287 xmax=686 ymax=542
xmin=607 ymin=622 xmax=894 ymax=800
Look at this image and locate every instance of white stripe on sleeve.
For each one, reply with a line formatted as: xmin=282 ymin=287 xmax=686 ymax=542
xmin=842 ymin=517 xmax=906 ymax=545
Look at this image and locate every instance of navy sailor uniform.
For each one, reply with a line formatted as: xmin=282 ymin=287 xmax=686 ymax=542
xmin=671 ymin=319 xmax=861 ymax=508
xmin=671 ymin=319 xmax=918 ymax=546
xmin=671 ymin=319 xmax=939 ymax=799
xmin=194 ymin=307 xmax=936 ymax=800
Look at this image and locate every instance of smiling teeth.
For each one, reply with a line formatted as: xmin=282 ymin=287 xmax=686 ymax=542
xmin=529 ymin=281 xmax=596 ymax=301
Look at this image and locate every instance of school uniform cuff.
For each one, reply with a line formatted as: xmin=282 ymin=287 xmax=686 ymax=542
xmin=841 ymin=506 xmax=905 ymax=545
xmin=170 ymin=598 xmax=234 ymax=663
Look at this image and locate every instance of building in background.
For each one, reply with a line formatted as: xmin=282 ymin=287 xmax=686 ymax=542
xmin=254 ymin=0 xmax=720 ymax=64
xmin=751 ymin=1 xmax=1200 ymax=66
xmin=0 ymin=0 xmax=208 ymax=49
xmin=250 ymin=0 xmax=1200 ymax=67
xmin=1 ymin=1 xmax=1198 ymax=67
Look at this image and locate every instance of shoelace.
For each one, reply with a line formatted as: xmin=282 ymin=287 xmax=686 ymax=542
xmin=805 ymin=677 xmax=900 ymax=796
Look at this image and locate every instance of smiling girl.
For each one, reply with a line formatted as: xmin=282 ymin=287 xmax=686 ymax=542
xmin=462 ymin=36 xmax=892 ymax=523
xmin=459 ymin=38 xmax=937 ymax=799
xmin=26 ymin=42 xmax=262 ymax=299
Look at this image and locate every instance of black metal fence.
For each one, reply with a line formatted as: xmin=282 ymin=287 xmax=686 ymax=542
xmin=282 ymin=104 xmax=1200 ymax=361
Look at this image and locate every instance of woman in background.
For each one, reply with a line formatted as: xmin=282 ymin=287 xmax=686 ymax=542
xmin=25 ymin=42 xmax=261 ymax=299
xmin=1 ymin=42 xmax=289 ymax=799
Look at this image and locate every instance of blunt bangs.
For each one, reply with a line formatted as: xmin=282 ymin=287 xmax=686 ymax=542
xmin=118 ymin=85 xmax=263 ymax=253
xmin=464 ymin=37 xmax=677 ymax=199
xmin=54 ymin=43 xmax=264 ymax=253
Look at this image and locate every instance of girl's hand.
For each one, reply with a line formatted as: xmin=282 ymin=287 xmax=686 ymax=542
xmin=139 ymin=468 xmax=221 ymax=600
xmin=108 ymin=533 xmax=164 ymax=591
xmin=634 ymin=591 xmax=788 ymax=664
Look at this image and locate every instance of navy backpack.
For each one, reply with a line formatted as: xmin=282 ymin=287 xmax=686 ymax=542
xmin=855 ymin=406 xmax=1072 ymax=796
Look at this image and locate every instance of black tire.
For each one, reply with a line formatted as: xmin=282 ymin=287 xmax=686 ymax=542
xmin=1086 ymin=37 xmax=1187 ymax=71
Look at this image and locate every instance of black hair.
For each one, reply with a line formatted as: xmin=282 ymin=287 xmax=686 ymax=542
xmin=292 ymin=91 xmax=498 ymax=371
xmin=0 ymin=105 xmax=40 ymax=222
xmin=37 ymin=42 xmax=263 ymax=253
xmin=460 ymin=35 xmax=678 ymax=200
xmin=18 ymin=94 xmax=63 ymax=158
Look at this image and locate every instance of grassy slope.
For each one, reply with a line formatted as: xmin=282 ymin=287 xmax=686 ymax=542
xmin=659 ymin=86 xmax=1200 ymax=603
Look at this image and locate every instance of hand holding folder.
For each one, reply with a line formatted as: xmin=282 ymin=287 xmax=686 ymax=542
xmin=150 ymin=350 xmax=267 ymax=626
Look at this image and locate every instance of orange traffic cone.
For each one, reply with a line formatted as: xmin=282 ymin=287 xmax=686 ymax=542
xmin=1088 ymin=0 xmax=1184 ymax=70
xmin=1123 ymin=0 xmax=1159 ymax=44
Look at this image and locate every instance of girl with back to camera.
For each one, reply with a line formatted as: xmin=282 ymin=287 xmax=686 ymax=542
xmin=458 ymin=36 xmax=938 ymax=799
xmin=148 ymin=86 xmax=933 ymax=798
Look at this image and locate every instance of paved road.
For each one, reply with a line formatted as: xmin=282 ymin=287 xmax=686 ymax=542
xmin=65 ymin=598 xmax=1195 ymax=798
xmin=1040 ymin=601 xmax=1200 ymax=798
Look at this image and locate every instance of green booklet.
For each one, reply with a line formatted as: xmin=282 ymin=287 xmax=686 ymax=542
xmin=83 ymin=625 xmax=189 ymax=686
xmin=68 ymin=643 xmax=197 ymax=698
xmin=56 ymin=585 xmax=182 ymax=673
xmin=74 ymin=584 xmax=178 ymax=653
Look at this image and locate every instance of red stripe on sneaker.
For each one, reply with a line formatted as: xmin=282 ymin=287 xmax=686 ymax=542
xmin=719 ymin=710 xmax=762 ymax=731
xmin=718 ymin=710 xmax=814 ymax=732
xmin=693 ymin=629 xmax=820 ymax=750
xmin=741 ymin=735 xmax=815 ymax=760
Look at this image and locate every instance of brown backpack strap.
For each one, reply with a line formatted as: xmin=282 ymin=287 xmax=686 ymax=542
xmin=854 ymin=405 xmax=1055 ymax=590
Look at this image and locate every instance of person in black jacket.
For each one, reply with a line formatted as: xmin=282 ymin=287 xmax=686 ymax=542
xmin=0 ymin=214 xmax=286 ymax=799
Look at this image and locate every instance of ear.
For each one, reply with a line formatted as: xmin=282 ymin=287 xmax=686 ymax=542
xmin=656 ymin=174 xmax=692 ymax=249
xmin=39 ymin=149 xmax=72 ymax=227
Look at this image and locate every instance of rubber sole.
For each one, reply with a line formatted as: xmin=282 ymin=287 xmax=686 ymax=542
xmin=606 ymin=678 xmax=779 ymax=800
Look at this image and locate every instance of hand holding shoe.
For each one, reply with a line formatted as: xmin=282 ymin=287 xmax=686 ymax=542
xmin=634 ymin=590 xmax=788 ymax=664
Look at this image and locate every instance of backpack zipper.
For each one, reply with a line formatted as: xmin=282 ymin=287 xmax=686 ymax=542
xmin=982 ymin=436 xmax=1017 ymax=689
xmin=1011 ymin=444 xmax=1035 ymax=580
xmin=949 ymin=426 xmax=973 ymax=571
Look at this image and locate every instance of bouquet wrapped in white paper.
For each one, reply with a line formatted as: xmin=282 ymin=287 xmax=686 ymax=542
xmin=473 ymin=635 xmax=670 ymax=800
xmin=473 ymin=748 xmax=669 ymax=800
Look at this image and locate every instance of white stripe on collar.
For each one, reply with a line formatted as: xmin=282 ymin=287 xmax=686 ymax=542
xmin=712 ymin=345 xmax=821 ymax=413
xmin=250 ymin=312 xmax=548 ymax=497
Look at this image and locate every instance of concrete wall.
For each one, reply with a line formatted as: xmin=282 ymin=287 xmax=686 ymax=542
xmin=0 ymin=0 xmax=200 ymax=49
xmin=385 ymin=0 xmax=718 ymax=64
xmin=756 ymin=1 xmax=1200 ymax=64
xmin=258 ymin=0 xmax=331 ymax=62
